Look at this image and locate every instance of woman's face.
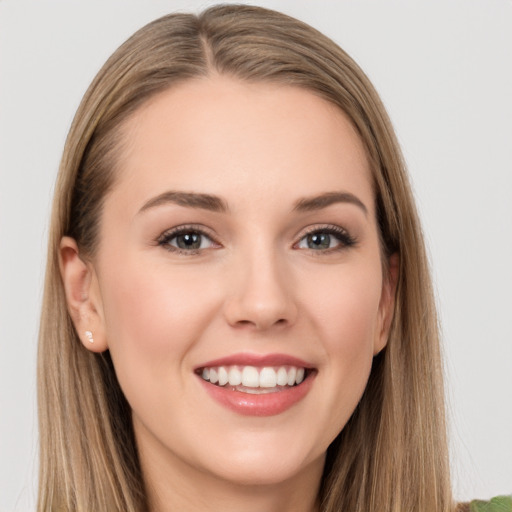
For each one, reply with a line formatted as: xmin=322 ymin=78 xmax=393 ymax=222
xmin=85 ymin=77 xmax=395 ymax=489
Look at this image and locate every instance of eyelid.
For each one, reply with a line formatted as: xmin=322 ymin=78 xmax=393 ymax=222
xmin=156 ymin=224 xmax=222 ymax=253
xmin=155 ymin=222 xmax=356 ymax=254
xmin=293 ymin=223 xmax=357 ymax=251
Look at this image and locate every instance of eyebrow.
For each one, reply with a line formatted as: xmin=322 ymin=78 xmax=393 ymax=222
xmin=138 ymin=191 xmax=229 ymax=214
xmin=293 ymin=191 xmax=368 ymax=216
xmin=138 ymin=190 xmax=367 ymax=216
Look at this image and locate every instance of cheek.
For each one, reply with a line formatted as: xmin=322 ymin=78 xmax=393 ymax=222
xmin=303 ymin=262 xmax=383 ymax=417
xmin=97 ymin=255 xmax=221 ymax=393
xmin=308 ymin=263 xmax=382 ymax=354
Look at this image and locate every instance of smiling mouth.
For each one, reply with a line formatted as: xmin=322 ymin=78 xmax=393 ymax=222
xmin=197 ymin=365 xmax=313 ymax=394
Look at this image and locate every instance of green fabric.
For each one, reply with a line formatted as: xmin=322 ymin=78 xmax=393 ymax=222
xmin=470 ymin=495 xmax=512 ymax=512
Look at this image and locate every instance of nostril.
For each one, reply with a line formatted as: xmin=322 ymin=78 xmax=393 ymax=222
xmin=232 ymin=317 xmax=289 ymax=330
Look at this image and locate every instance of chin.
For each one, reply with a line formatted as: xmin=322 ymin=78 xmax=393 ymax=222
xmin=199 ymin=444 xmax=323 ymax=487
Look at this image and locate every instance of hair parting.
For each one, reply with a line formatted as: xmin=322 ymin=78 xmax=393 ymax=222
xmin=38 ymin=5 xmax=454 ymax=511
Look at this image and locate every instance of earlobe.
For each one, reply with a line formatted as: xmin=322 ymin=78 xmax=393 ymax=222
xmin=59 ymin=236 xmax=108 ymax=353
xmin=374 ymin=252 xmax=399 ymax=355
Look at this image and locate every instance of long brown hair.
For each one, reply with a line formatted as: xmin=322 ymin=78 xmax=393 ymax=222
xmin=38 ymin=5 xmax=453 ymax=511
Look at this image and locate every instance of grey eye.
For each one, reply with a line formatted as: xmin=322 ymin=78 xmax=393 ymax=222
xmin=159 ymin=229 xmax=217 ymax=252
xmin=308 ymin=233 xmax=331 ymax=249
xmin=174 ymin=232 xmax=203 ymax=250
xmin=298 ymin=232 xmax=341 ymax=250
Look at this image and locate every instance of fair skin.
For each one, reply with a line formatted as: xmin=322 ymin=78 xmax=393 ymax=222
xmin=60 ymin=76 xmax=397 ymax=512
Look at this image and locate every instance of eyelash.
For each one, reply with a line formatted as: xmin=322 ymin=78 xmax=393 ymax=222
xmin=156 ymin=224 xmax=357 ymax=255
xmin=295 ymin=224 xmax=357 ymax=253
xmin=157 ymin=224 xmax=220 ymax=255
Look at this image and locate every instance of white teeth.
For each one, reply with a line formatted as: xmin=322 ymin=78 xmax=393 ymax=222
xmin=218 ymin=366 xmax=228 ymax=386
xmin=276 ymin=367 xmax=288 ymax=386
xmin=228 ymin=367 xmax=242 ymax=386
xmin=287 ymin=367 xmax=297 ymax=386
xmin=242 ymin=366 xmax=259 ymax=387
xmin=200 ymin=364 xmax=309 ymax=388
xmin=259 ymin=367 xmax=277 ymax=387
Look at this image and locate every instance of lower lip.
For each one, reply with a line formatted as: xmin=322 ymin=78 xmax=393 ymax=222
xmin=198 ymin=373 xmax=315 ymax=417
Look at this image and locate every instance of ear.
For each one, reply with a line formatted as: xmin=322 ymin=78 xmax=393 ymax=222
xmin=59 ymin=236 xmax=108 ymax=353
xmin=374 ymin=252 xmax=399 ymax=355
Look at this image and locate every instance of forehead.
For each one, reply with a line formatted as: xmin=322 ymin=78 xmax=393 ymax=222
xmin=111 ymin=75 xmax=373 ymax=213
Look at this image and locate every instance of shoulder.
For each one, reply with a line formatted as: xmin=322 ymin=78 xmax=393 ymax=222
xmin=466 ymin=495 xmax=512 ymax=512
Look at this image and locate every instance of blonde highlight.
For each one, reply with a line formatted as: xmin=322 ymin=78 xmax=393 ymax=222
xmin=38 ymin=5 xmax=454 ymax=511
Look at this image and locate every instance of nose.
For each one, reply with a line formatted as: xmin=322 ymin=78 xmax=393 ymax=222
xmin=223 ymin=247 xmax=298 ymax=331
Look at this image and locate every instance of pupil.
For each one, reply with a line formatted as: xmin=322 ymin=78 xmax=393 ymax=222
xmin=177 ymin=233 xmax=201 ymax=249
xmin=308 ymin=233 xmax=330 ymax=249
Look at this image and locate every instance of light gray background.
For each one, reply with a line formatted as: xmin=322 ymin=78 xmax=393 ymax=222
xmin=1 ymin=0 xmax=511 ymax=510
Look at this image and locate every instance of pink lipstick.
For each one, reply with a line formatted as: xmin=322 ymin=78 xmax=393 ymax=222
xmin=195 ymin=353 xmax=316 ymax=416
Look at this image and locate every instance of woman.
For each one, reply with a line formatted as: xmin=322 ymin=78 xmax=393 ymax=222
xmin=37 ymin=5 xmax=509 ymax=512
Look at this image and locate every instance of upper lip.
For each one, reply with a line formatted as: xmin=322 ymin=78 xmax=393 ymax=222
xmin=195 ymin=352 xmax=315 ymax=370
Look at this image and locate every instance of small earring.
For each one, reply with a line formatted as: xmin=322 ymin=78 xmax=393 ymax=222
xmin=85 ymin=330 xmax=94 ymax=343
